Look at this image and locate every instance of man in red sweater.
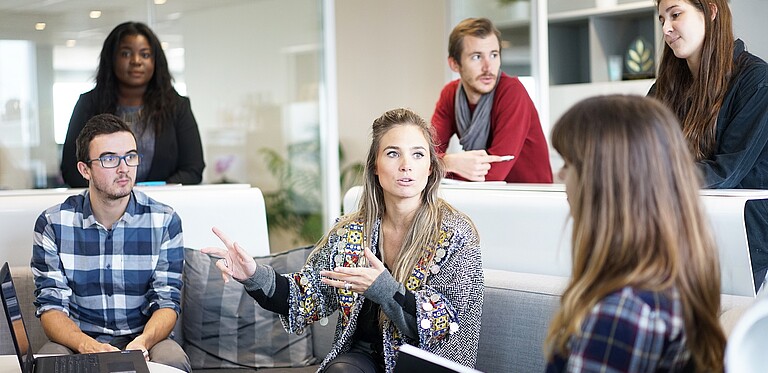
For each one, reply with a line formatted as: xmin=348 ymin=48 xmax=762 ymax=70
xmin=432 ymin=18 xmax=552 ymax=183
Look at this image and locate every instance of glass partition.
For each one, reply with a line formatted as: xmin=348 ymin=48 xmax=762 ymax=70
xmin=0 ymin=0 xmax=333 ymax=250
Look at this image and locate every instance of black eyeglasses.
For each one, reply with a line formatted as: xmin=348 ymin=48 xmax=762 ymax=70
xmin=86 ymin=153 xmax=142 ymax=168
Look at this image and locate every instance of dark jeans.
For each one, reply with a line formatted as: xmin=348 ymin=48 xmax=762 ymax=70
xmin=324 ymin=351 xmax=385 ymax=373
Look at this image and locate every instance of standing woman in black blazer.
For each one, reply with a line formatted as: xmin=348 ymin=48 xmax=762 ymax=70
xmin=61 ymin=21 xmax=205 ymax=187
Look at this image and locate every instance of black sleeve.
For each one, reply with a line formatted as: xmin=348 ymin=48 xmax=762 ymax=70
xmin=61 ymin=94 xmax=94 ymax=187
xmin=165 ymin=96 xmax=205 ymax=184
xmin=244 ymin=268 xmax=291 ymax=316
xmin=393 ymin=289 xmax=417 ymax=317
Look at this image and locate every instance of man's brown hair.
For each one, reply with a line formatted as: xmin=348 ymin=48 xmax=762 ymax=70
xmin=448 ymin=17 xmax=502 ymax=65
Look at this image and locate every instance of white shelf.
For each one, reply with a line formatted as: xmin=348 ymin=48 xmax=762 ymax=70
xmin=549 ymin=1 xmax=654 ymax=23
xmin=548 ymin=1 xmax=658 ymax=85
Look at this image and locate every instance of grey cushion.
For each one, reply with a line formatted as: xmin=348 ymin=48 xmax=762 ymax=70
xmin=476 ymin=269 xmax=565 ymax=373
xmin=182 ymin=246 xmax=315 ymax=369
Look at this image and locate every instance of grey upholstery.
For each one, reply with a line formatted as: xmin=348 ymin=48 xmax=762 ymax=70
xmin=8 ymin=265 xmax=338 ymax=373
xmin=477 ymin=269 xmax=566 ymax=373
xmin=6 ymin=266 xmax=753 ymax=372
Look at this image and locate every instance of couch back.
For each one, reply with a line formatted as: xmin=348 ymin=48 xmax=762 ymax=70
xmin=0 ymin=184 xmax=270 ymax=267
xmin=344 ymin=185 xmax=767 ymax=297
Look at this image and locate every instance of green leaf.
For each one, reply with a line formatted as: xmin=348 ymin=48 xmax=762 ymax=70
xmin=259 ymin=142 xmax=363 ymax=248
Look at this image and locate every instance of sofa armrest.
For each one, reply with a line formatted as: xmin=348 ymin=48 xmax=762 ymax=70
xmin=720 ymin=294 xmax=755 ymax=337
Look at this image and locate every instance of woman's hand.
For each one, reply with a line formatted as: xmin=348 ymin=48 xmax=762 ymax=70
xmin=201 ymin=226 xmax=258 ymax=282
xmin=320 ymin=246 xmax=386 ymax=293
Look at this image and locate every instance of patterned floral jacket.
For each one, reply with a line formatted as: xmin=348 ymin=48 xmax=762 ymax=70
xmin=279 ymin=206 xmax=484 ymax=372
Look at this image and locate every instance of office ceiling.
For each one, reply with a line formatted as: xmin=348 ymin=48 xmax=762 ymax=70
xmin=0 ymin=0 xmax=249 ymax=48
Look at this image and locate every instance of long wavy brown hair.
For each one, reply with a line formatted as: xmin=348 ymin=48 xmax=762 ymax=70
xmin=546 ymin=95 xmax=725 ymax=371
xmin=652 ymin=0 xmax=733 ymax=160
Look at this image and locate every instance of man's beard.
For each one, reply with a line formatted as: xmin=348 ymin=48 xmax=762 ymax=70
xmin=93 ymin=176 xmax=133 ymax=200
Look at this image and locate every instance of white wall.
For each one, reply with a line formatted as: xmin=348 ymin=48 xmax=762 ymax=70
xmin=731 ymin=0 xmax=768 ymax=60
xmin=181 ymin=1 xmax=326 ymax=250
xmin=335 ymin=0 xmax=449 ymax=172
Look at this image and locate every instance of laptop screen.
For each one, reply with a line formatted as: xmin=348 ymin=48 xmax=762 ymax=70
xmin=0 ymin=262 xmax=35 ymax=372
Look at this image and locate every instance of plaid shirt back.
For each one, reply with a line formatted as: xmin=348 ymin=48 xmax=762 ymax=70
xmin=547 ymin=287 xmax=692 ymax=373
xmin=31 ymin=190 xmax=183 ymax=341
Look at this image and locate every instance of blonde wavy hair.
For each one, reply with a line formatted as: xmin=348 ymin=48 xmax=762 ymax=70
xmin=316 ymin=108 xmax=452 ymax=284
xmin=546 ymin=95 xmax=725 ymax=371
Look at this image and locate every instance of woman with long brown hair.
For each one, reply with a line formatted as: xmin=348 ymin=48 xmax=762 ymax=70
xmin=650 ymin=0 xmax=768 ymax=290
xmin=203 ymin=108 xmax=483 ymax=373
xmin=546 ymin=95 xmax=725 ymax=372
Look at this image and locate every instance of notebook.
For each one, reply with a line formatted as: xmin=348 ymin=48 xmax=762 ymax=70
xmin=0 ymin=262 xmax=149 ymax=373
xmin=394 ymin=344 xmax=483 ymax=373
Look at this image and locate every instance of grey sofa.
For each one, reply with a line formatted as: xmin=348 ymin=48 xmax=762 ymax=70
xmin=8 ymin=266 xmax=567 ymax=373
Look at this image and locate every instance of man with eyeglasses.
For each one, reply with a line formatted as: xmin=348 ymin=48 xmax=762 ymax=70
xmin=30 ymin=114 xmax=190 ymax=371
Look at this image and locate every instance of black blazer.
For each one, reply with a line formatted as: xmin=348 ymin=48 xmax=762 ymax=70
xmin=60 ymin=89 xmax=205 ymax=187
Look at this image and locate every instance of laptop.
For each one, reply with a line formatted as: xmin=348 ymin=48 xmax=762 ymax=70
xmin=0 ymin=262 xmax=149 ymax=373
xmin=394 ymin=344 xmax=483 ymax=373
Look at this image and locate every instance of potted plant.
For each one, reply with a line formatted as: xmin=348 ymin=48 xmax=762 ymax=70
xmin=260 ymin=142 xmax=364 ymax=247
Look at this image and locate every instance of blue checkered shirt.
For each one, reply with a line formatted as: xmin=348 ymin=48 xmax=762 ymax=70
xmin=547 ymin=287 xmax=692 ymax=373
xmin=31 ymin=190 xmax=183 ymax=342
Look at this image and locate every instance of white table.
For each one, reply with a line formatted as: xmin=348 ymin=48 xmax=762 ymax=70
xmin=0 ymin=355 xmax=184 ymax=372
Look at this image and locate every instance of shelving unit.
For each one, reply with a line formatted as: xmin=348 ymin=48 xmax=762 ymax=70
xmin=497 ymin=21 xmax=532 ymax=77
xmin=548 ymin=1 xmax=659 ymax=85
xmin=547 ymin=0 xmax=660 ymax=123
xmin=548 ymin=19 xmax=590 ymax=84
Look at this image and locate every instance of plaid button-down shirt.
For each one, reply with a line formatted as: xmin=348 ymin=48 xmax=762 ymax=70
xmin=547 ymin=287 xmax=692 ymax=373
xmin=31 ymin=190 xmax=183 ymax=342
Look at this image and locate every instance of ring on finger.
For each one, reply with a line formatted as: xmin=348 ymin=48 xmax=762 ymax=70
xmin=344 ymin=281 xmax=351 ymax=291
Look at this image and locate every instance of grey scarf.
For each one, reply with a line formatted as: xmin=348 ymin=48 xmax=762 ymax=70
xmin=454 ymin=76 xmax=498 ymax=151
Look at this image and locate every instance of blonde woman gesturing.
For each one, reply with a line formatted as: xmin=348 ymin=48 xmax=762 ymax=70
xmin=204 ymin=108 xmax=483 ymax=373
